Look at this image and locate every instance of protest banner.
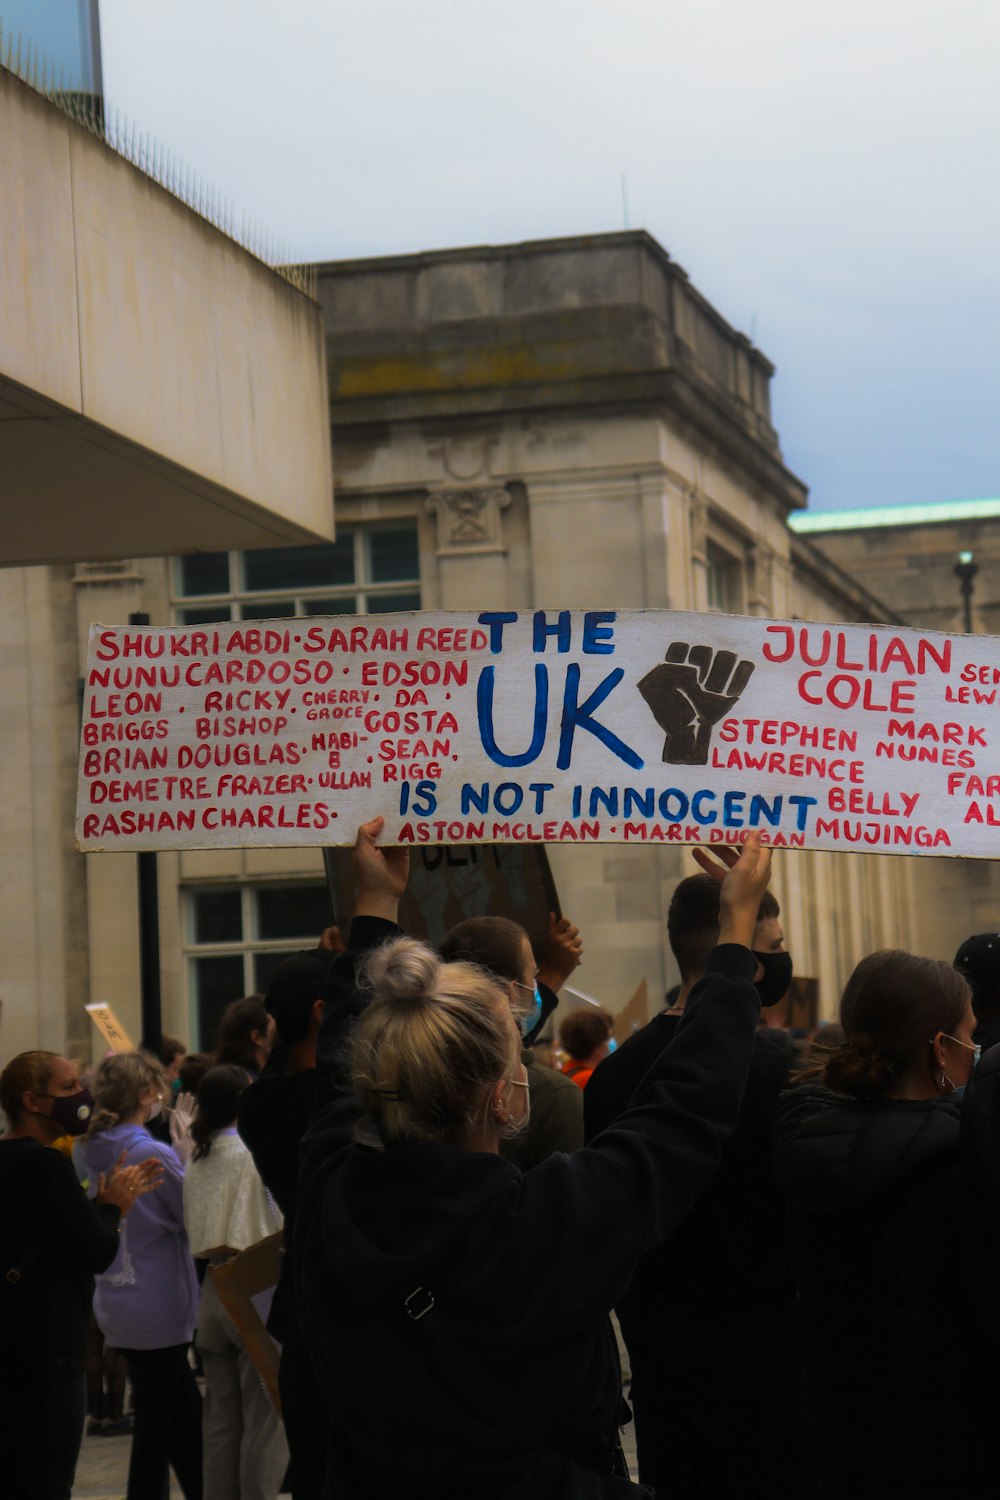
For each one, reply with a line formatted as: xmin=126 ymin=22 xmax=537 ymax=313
xmin=85 ymin=1002 xmax=135 ymax=1052
xmin=75 ymin=609 xmax=1000 ymax=859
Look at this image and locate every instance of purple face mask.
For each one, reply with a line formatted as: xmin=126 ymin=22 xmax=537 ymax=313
xmin=37 ymin=1088 xmax=95 ymax=1136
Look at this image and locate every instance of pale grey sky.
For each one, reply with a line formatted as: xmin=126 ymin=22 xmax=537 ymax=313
xmin=99 ymin=0 xmax=999 ymax=513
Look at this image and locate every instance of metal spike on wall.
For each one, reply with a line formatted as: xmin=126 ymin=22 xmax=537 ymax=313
xmin=1 ymin=31 xmax=317 ymax=298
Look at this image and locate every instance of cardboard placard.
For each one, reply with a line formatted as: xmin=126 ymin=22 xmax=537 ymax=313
xmin=85 ymin=1002 xmax=135 ymax=1052
xmin=208 ymin=1232 xmax=284 ymax=1415
xmin=75 ymin=610 xmax=999 ymax=858
xmin=324 ymin=841 xmax=559 ymax=953
xmin=613 ymin=980 xmax=650 ymax=1044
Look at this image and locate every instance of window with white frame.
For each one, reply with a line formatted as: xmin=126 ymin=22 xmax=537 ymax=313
xmin=172 ymin=523 xmax=421 ymax=625
xmin=705 ymin=539 xmax=744 ymax=614
xmin=185 ymin=882 xmax=334 ymax=1048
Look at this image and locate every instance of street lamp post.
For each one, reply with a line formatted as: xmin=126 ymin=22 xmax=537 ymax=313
xmin=128 ymin=611 xmax=162 ymax=1055
xmin=955 ymin=551 xmax=978 ymax=635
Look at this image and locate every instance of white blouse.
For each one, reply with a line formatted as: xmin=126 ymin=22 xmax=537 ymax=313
xmin=182 ymin=1127 xmax=282 ymax=1257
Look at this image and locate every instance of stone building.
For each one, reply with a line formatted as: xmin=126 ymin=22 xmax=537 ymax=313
xmin=3 ymin=230 xmax=993 ymax=1059
xmin=791 ymin=498 xmax=1000 ymax=985
xmin=791 ymin=498 xmax=1000 ymax=636
xmin=5 ymin=219 xmax=971 ymax=1068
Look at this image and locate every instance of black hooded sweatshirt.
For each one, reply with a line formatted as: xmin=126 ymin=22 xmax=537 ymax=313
xmin=772 ymin=1082 xmax=994 ymax=1500
xmin=294 ymin=917 xmax=761 ymax=1500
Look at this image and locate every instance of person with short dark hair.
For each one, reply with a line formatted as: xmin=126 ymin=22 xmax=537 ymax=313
xmin=775 ymin=951 xmax=992 ymax=1498
xmin=158 ymin=1034 xmax=187 ymax=1081
xmin=239 ymin=952 xmax=330 ymax=1222
xmin=558 ymin=1007 xmax=615 ymax=1089
xmin=177 ymin=1052 xmax=212 ymax=1096
xmin=954 ymin=932 xmax=1000 ymax=1049
xmin=170 ymin=1054 xmax=214 ymax=1164
xmin=215 ymin=996 xmax=274 ymax=1077
xmin=440 ymin=912 xmax=584 ymax=1168
xmin=584 ymin=867 xmax=808 ymax=1500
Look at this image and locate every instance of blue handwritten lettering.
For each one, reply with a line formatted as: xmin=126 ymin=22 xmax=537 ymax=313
xmin=478 ymin=611 xmax=518 ymax=653
xmin=582 ymin=612 xmax=616 ymax=654
xmin=478 ymin=664 xmax=548 ymax=766
xmin=533 ymin=611 xmax=572 ymax=652
xmin=557 ymin=665 xmax=643 ymax=772
xmin=691 ymin=790 xmax=717 ymax=825
xmin=788 ymin=795 xmax=818 ymax=830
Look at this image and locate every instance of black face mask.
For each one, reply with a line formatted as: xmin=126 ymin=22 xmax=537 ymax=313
xmin=753 ymin=951 xmax=793 ymax=1007
xmin=37 ymin=1088 xmax=94 ymax=1136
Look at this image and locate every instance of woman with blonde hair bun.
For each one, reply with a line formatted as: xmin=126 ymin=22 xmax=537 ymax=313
xmin=82 ymin=1051 xmax=202 ymax=1500
xmin=352 ymin=936 xmax=529 ymax=1150
xmin=296 ymin=816 xmax=773 ymax=1499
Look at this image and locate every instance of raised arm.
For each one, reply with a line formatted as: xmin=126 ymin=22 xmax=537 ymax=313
xmin=522 ymin=836 xmax=772 ymax=1317
xmin=310 ymin=818 xmax=409 ymax=1129
xmin=528 ymin=913 xmax=584 ymax=1046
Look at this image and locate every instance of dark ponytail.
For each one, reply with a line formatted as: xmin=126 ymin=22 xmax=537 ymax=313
xmin=794 ymin=950 xmax=971 ymax=1097
xmin=190 ymin=1065 xmax=250 ymax=1161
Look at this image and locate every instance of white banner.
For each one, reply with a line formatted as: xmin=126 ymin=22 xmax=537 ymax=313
xmin=75 ymin=610 xmax=1000 ymax=857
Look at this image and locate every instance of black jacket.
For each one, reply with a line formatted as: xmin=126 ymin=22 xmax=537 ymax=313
xmin=295 ymin=919 xmax=761 ymax=1500
xmin=0 ymin=1138 xmax=121 ymax=1371
xmin=239 ymin=1055 xmax=317 ymax=1344
xmin=585 ymin=1020 xmax=809 ymax=1500
xmin=586 ymin=1020 xmax=797 ymax=1302
xmin=772 ymin=1083 xmax=994 ymax=1499
xmin=958 ymin=1040 xmax=1000 ymax=1342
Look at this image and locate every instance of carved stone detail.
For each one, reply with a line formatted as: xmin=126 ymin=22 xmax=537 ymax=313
xmin=688 ymin=494 xmax=708 ymax=563
xmin=425 ymin=487 xmax=511 ymax=555
xmin=747 ymin=544 xmax=775 ymax=614
xmin=72 ymin=560 xmax=144 ymax=588
xmin=425 ymin=434 xmax=499 ymax=482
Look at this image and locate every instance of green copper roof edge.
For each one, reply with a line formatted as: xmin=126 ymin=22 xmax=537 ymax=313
xmin=790 ymin=498 xmax=1000 ymax=532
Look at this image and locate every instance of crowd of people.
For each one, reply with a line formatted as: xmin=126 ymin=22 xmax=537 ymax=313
xmin=2 ymin=815 xmax=1000 ymax=1499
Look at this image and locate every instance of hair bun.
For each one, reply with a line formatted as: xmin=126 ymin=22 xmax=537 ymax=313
xmin=823 ymin=1032 xmax=894 ymax=1098
xmin=367 ymin=938 xmax=440 ymax=1007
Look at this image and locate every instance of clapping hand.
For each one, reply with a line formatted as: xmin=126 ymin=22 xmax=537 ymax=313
xmin=96 ymin=1153 xmax=164 ymax=1217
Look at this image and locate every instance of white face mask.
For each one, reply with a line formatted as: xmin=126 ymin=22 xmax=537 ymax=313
xmin=146 ymin=1097 xmax=163 ymax=1122
xmin=505 ymin=1072 xmax=531 ymax=1134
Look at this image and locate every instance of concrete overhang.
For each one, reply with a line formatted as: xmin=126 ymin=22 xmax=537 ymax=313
xmin=0 ymin=69 xmax=333 ymax=566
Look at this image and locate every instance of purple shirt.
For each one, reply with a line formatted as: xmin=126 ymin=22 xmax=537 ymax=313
xmin=82 ymin=1123 xmax=198 ymax=1350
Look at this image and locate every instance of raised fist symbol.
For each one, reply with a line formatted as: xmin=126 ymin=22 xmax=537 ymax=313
xmin=638 ymin=643 xmax=755 ymax=765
